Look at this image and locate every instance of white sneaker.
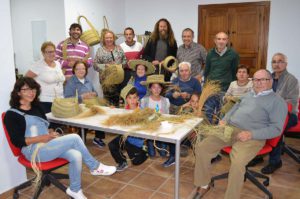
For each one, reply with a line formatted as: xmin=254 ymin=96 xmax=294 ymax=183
xmin=66 ymin=188 xmax=87 ymax=199
xmin=90 ymin=163 xmax=116 ymax=176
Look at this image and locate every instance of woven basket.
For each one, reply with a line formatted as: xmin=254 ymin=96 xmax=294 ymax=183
xmin=51 ymin=96 xmax=81 ymax=118
xmin=77 ymin=15 xmax=100 ymax=46
xmin=82 ymin=97 xmax=100 ymax=108
xmin=162 ymin=56 xmax=178 ymax=73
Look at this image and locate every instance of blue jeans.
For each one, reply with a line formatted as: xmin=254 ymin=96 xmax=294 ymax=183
xmin=147 ymin=140 xmax=168 ymax=157
xmin=23 ymin=134 xmax=99 ymax=192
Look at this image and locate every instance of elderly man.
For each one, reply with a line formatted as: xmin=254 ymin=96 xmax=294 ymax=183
xmin=177 ymin=28 xmax=207 ymax=81
xmin=164 ymin=62 xmax=201 ymax=167
xmin=193 ymin=69 xmax=287 ymax=199
xmin=249 ymin=53 xmax=299 ymax=174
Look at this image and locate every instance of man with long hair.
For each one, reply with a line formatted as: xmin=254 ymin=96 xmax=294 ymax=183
xmin=143 ymin=18 xmax=178 ymax=81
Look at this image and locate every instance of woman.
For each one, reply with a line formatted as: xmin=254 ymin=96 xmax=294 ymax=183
xmin=93 ymin=30 xmax=127 ymax=106
xmin=25 ymin=41 xmax=65 ymax=114
xmin=64 ymin=61 xmax=106 ymax=148
xmin=128 ymin=59 xmax=155 ymax=99
xmin=4 ymin=77 xmax=116 ymax=199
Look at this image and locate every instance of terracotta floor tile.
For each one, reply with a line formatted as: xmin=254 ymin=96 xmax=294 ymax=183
xmin=144 ymin=161 xmax=174 ymax=178
xmin=150 ymin=192 xmax=173 ymax=199
xmin=85 ymin=178 xmax=125 ymax=198
xmin=130 ymin=172 xmax=167 ymax=191
xmin=112 ymin=184 xmax=153 ymax=199
xmin=158 ymin=178 xmax=194 ymax=198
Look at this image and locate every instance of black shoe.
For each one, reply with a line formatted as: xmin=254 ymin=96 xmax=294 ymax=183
xmin=261 ymin=161 xmax=282 ymax=174
xmin=247 ymin=157 xmax=264 ymax=167
xmin=93 ymin=138 xmax=106 ymax=148
xmin=211 ymin=154 xmax=222 ymax=164
xmin=116 ymin=162 xmax=128 ymax=172
xmin=163 ymin=156 xmax=175 ymax=167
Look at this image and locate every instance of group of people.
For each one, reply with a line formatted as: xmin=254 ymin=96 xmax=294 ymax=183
xmin=4 ymin=17 xmax=299 ymax=199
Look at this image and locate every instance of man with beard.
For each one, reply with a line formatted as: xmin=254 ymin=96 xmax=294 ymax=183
xmin=143 ymin=18 xmax=178 ymax=81
xmin=56 ymin=23 xmax=92 ymax=80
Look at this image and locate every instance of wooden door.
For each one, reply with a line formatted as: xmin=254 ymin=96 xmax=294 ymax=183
xmin=198 ymin=2 xmax=270 ymax=76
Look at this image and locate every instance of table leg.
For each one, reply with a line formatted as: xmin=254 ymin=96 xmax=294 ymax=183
xmin=174 ymin=140 xmax=180 ymax=199
xmin=81 ymin=128 xmax=85 ymax=143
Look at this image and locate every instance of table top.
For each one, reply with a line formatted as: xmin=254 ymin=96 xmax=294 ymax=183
xmin=47 ymin=106 xmax=202 ymax=143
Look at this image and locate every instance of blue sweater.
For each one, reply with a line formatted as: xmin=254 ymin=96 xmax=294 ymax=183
xmin=166 ymin=77 xmax=202 ymax=106
xmin=134 ymin=75 xmax=147 ymax=99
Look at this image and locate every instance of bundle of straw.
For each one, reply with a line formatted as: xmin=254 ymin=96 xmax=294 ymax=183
xmin=196 ymin=124 xmax=234 ymax=143
xmin=197 ymin=81 xmax=221 ymax=113
xmin=73 ymin=105 xmax=106 ymax=119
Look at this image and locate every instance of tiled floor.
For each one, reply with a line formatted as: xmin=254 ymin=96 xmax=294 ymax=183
xmin=7 ymin=134 xmax=300 ymax=199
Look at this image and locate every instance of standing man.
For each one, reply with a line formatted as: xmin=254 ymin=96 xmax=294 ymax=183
xmin=204 ymin=32 xmax=239 ymax=124
xmin=177 ymin=28 xmax=207 ymax=82
xmin=143 ymin=18 xmax=178 ymax=81
xmin=56 ymin=23 xmax=92 ymax=80
xmin=120 ymin=27 xmax=143 ymax=87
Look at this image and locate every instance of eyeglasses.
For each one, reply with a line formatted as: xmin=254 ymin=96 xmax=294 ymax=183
xmin=21 ymin=88 xmax=37 ymax=93
xmin=271 ymin=61 xmax=286 ymax=64
xmin=45 ymin=50 xmax=55 ymax=54
xmin=252 ymin=78 xmax=270 ymax=83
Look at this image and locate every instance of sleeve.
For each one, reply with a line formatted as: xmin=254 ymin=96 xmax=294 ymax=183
xmin=85 ymin=45 xmax=93 ymax=68
xmin=142 ymin=40 xmax=154 ymax=62
xmin=193 ymin=79 xmax=202 ymax=94
xmin=55 ymin=62 xmax=66 ymax=82
xmin=225 ymin=82 xmax=234 ymax=96
xmin=284 ymin=77 xmax=299 ymax=114
xmin=200 ymin=45 xmax=207 ymax=66
xmin=64 ymin=78 xmax=79 ymax=100
xmin=30 ymin=63 xmax=40 ymax=75
xmin=4 ymin=111 xmax=27 ymax=148
xmin=165 ymin=98 xmax=170 ymax=114
xmin=204 ymin=52 xmax=211 ymax=80
xmin=93 ymin=48 xmax=106 ymax=72
xmin=231 ymin=51 xmax=239 ymax=81
xmin=140 ymin=98 xmax=146 ymax=109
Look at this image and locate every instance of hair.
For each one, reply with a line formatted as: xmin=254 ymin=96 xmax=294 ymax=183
xmin=9 ymin=77 xmax=41 ymax=108
xmin=69 ymin=23 xmax=82 ymax=33
xmin=237 ymin=64 xmax=250 ymax=74
xmin=215 ymin=31 xmax=229 ymax=39
xmin=149 ymin=83 xmax=164 ymax=89
xmin=150 ymin=18 xmax=176 ymax=47
xmin=178 ymin=61 xmax=191 ymax=71
xmin=124 ymin=27 xmax=135 ymax=35
xmin=72 ymin=61 xmax=88 ymax=77
xmin=126 ymin=87 xmax=138 ymax=98
xmin=272 ymin=52 xmax=288 ymax=63
xmin=182 ymin=28 xmax=194 ymax=37
xmin=40 ymin=41 xmax=55 ymax=53
xmin=191 ymin=92 xmax=200 ymax=99
xmin=102 ymin=30 xmax=117 ymax=46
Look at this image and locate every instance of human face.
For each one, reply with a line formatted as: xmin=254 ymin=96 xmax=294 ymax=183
xmin=150 ymin=83 xmax=162 ymax=97
xmin=182 ymin=30 xmax=193 ymax=47
xmin=272 ymin=55 xmax=287 ymax=74
xmin=104 ymin=32 xmax=114 ymax=47
xmin=69 ymin=27 xmax=82 ymax=41
xmin=124 ymin=29 xmax=134 ymax=43
xmin=43 ymin=45 xmax=56 ymax=62
xmin=126 ymin=93 xmax=139 ymax=109
xmin=236 ymin=68 xmax=249 ymax=82
xmin=74 ymin=63 xmax=86 ymax=79
xmin=189 ymin=94 xmax=199 ymax=109
xmin=18 ymin=84 xmax=37 ymax=104
xmin=136 ymin=64 xmax=146 ymax=77
xmin=179 ymin=64 xmax=191 ymax=81
xmin=158 ymin=21 xmax=168 ymax=38
xmin=214 ymin=32 xmax=228 ymax=52
xmin=252 ymin=70 xmax=272 ymax=94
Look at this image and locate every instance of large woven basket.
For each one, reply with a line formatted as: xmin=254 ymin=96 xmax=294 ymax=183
xmin=77 ymin=15 xmax=100 ymax=46
xmin=51 ymin=97 xmax=81 ymax=118
xmin=161 ymin=56 xmax=178 ymax=73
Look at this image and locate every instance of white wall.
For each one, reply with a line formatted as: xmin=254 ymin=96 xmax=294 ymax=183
xmin=11 ymin=0 xmax=66 ymax=74
xmin=125 ymin=0 xmax=300 ymax=80
xmin=0 ymin=0 xmax=27 ymax=194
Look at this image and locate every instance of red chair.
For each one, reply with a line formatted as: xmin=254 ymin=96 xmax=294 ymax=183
xmin=283 ymin=99 xmax=300 ymax=164
xmin=2 ymin=112 xmax=69 ymax=199
xmin=210 ymin=104 xmax=291 ymax=199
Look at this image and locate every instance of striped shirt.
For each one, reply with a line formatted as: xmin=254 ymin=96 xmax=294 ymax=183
xmin=56 ymin=38 xmax=92 ymax=76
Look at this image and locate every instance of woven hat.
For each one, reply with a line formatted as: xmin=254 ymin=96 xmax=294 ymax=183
xmin=120 ymin=84 xmax=136 ymax=100
xmin=161 ymin=56 xmax=178 ymax=73
xmin=128 ymin=60 xmax=155 ymax=75
xmin=140 ymin=74 xmax=169 ymax=86
xmin=102 ymin=64 xmax=124 ymax=85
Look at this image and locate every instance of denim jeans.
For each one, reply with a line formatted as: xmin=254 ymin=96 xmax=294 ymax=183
xmin=147 ymin=140 xmax=168 ymax=157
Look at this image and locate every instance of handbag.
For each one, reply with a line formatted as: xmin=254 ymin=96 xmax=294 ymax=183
xmin=77 ymin=15 xmax=100 ymax=46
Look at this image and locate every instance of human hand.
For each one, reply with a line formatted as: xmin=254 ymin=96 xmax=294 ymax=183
xmin=152 ymin=60 xmax=160 ymax=66
xmin=180 ymin=92 xmax=190 ymax=99
xmin=173 ymin=91 xmax=181 ymax=98
xmin=39 ymin=134 xmax=56 ymax=143
xmin=236 ymin=131 xmax=252 ymax=142
xmin=218 ymin=120 xmax=227 ymax=126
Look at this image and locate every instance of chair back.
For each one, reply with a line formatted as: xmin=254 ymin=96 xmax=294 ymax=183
xmin=1 ymin=112 xmax=22 ymax=157
xmin=266 ymin=103 xmax=292 ymax=148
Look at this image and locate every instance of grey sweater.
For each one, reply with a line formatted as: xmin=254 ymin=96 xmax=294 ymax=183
xmin=223 ymin=91 xmax=287 ymax=140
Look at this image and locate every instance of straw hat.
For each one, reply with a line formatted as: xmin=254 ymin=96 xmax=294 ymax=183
xmin=161 ymin=56 xmax=178 ymax=73
xmin=102 ymin=64 xmax=124 ymax=85
xmin=128 ymin=59 xmax=155 ymax=75
xmin=120 ymin=84 xmax=136 ymax=100
xmin=140 ymin=74 xmax=169 ymax=86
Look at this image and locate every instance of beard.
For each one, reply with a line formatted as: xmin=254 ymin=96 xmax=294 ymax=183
xmin=159 ymin=30 xmax=168 ymax=40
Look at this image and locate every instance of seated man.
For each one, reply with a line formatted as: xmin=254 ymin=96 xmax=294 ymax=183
xmin=193 ymin=69 xmax=287 ymax=199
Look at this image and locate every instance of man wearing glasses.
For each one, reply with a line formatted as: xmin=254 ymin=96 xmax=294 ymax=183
xmin=249 ymin=53 xmax=299 ymax=174
xmin=193 ymin=69 xmax=287 ymax=199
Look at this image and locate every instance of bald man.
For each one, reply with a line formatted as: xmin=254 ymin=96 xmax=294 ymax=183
xmin=193 ymin=69 xmax=287 ymax=199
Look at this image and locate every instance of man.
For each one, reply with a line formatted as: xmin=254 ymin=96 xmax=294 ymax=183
xmin=56 ymin=23 xmax=92 ymax=80
xmin=143 ymin=18 xmax=178 ymax=81
xmin=250 ymin=53 xmax=299 ymax=174
xmin=193 ymin=69 xmax=287 ymax=199
xmin=204 ymin=32 xmax=240 ymax=124
xmin=177 ymin=28 xmax=207 ymax=81
xmin=120 ymin=27 xmax=143 ymax=87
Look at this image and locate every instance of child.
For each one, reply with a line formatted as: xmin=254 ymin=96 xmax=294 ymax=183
xmin=140 ymin=74 xmax=170 ymax=163
xmin=108 ymin=84 xmax=148 ymax=171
